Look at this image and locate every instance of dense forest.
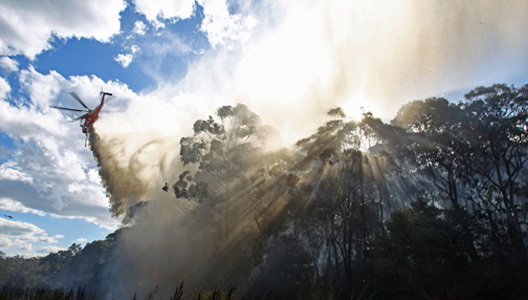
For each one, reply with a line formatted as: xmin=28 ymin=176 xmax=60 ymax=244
xmin=1 ymin=83 xmax=527 ymax=300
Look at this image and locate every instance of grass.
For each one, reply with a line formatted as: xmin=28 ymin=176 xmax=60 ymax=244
xmin=0 ymin=282 xmax=236 ymax=300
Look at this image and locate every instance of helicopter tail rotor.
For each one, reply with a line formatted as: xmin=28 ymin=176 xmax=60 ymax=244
xmin=100 ymin=87 xmax=112 ymax=97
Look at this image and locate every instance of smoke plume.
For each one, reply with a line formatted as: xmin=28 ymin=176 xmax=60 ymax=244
xmin=82 ymin=0 xmax=528 ymax=297
xmin=88 ymin=126 xmax=181 ymax=221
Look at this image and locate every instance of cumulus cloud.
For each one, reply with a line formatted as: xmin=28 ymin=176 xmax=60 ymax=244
xmin=0 ymin=0 xmax=126 ymax=59
xmin=133 ymin=0 xmax=195 ymax=24
xmin=198 ymin=0 xmax=258 ymax=47
xmin=18 ymin=243 xmax=32 ymax=251
xmin=114 ymin=54 xmax=134 ymax=68
xmin=0 ymin=218 xmax=44 ymax=237
xmin=133 ymin=0 xmax=257 ymax=48
xmin=0 ymin=228 xmax=63 ymax=255
xmin=19 ymin=66 xmax=67 ymax=109
xmin=0 ymin=56 xmax=18 ymax=72
xmin=76 ymin=237 xmax=87 ymax=243
xmin=0 ymin=67 xmax=130 ymax=229
xmin=37 ymin=246 xmax=63 ymax=254
xmin=133 ymin=21 xmax=147 ymax=36
xmin=0 ymin=198 xmax=44 ymax=216
xmin=0 ymin=77 xmax=10 ymax=100
xmin=0 ymin=236 xmax=11 ymax=248
xmin=0 ymin=162 xmax=33 ymax=183
xmin=38 ymin=234 xmax=62 ymax=244
xmin=115 ymin=45 xmax=141 ymax=68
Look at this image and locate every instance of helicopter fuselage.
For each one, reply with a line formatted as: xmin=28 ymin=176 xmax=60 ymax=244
xmin=80 ymin=94 xmax=109 ymax=134
xmin=49 ymin=91 xmax=113 ymax=145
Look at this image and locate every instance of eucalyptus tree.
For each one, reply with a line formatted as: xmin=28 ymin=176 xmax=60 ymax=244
xmin=389 ymin=84 xmax=528 ymax=259
xmin=391 ymin=97 xmax=467 ymax=209
xmin=171 ymin=104 xmax=278 ymax=240
xmin=293 ymin=108 xmax=390 ymax=282
xmin=459 ymin=84 xmax=528 ymax=257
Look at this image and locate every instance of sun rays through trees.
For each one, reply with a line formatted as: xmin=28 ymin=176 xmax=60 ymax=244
xmin=2 ymin=83 xmax=528 ymax=300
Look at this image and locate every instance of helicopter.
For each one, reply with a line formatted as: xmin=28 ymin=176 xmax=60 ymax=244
xmin=50 ymin=91 xmax=113 ymax=145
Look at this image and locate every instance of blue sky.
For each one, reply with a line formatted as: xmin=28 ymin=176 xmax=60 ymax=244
xmin=1 ymin=0 xmax=528 ymax=256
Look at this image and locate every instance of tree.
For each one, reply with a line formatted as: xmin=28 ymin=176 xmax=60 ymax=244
xmin=171 ymin=103 xmax=278 ymax=240
xmin=391 ymin=98 xmax=467 ymax=209
xmin=247 ymin=236 xmax=313 ymax=300
xmin=293 ymin=108 xmax=386 ymax=290
xmin=389 ymin=85 xmax=528 ymax=260
xmin=459 ymin=84 xmax=528 ymax=258
xmin=366 ymin=198 xmax=470 ymax=300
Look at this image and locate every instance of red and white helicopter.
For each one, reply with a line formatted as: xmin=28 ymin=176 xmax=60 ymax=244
xmin=50 ymin=91 xmax=113 ymax=145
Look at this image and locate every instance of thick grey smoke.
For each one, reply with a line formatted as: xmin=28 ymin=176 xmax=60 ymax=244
xmin=87 ymin=103 xmax=282 ymax=298
xmin=89 ymin=130 xmax=178 ymax=219
xmin=103 ymin=200 xmax=218 ymax=298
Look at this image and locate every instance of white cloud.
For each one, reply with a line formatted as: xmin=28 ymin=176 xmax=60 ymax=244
xmin=0 ymin=0 xmax=127 ymax=59
xmin=115 ymin=45 xmax=141 ymax=68
xmin=0 ymin=198 xmax=45 ymax=216
xmin=133 ymin=0 xmax=257 ymax=48
xmin=19 ymin=66 xmax=67 ymax=109
xmin=115 ymin=53 xmax=134 ymax=68
xmin=131 ymin=45 xmax=141 ymax=54
xmin=198 ymin=0 xmax=258 ymax=47
xmin=133 ymin=0 xmax=195 ymax=24
xmin=0 ymin=77 xmax=10 ymax=100
xmin=141 ymin=32 xmax=191 ymax=60
xmin=0 ymin=218 xmax=44 ymax=237
xmin=0 ymin=67 xmax=134 ymax=229
xmin=87 ymin=169 xmax=101 ymax=184
xmin=37 ymin=245 xmax=63 ymax=254
xmin=0 ymin=236 xmax=11 ymax=248
xmin=0 ymin=218 xmax=69 ymax=255
xmin=38 ymin=235 xmax=60 ymax=244
xmin=0 ymin=162 xmax=33 ymax=183
xmin=76 ymin=237 xmax=87 ymax=243
xmin=18 ymin=243 xmax=32 ymax=251
xmin=0 ymin=56 xmax=18 ymax=72
xmin=133 ymin=21 xmax=147 ymax=35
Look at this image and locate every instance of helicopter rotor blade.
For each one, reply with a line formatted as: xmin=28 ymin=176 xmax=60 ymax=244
xmin=49 ymin=105 xmax=88 ymax=113
xmin=100 ymin=110 xmax=124 ymax=114
xmin=69 ymin=92 xmax=90 ymax=110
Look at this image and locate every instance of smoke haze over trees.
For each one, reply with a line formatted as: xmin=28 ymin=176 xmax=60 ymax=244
xmin=1 ymin=83 xmax=528 ymax=299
